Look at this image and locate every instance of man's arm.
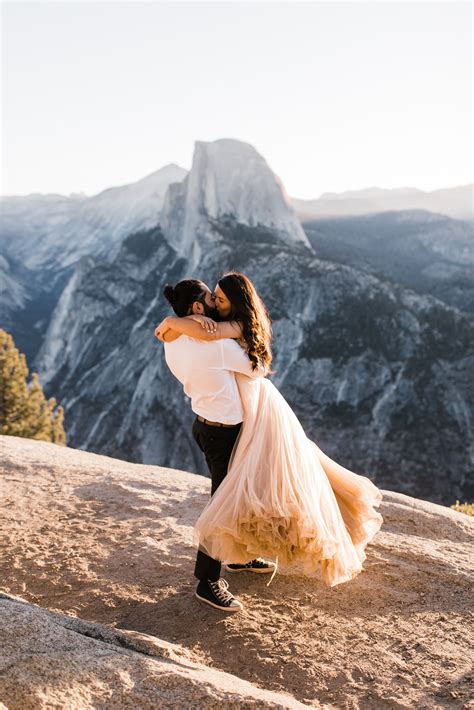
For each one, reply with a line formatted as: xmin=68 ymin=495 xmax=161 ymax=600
xmin=219 ymin=339 xmax=267 ymax=379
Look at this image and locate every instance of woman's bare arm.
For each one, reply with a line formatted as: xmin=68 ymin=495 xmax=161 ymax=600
xmin=158 ymin=316 xmax=242 ymax=341
xmin=167 ymin=315 xmax=242 ymax=340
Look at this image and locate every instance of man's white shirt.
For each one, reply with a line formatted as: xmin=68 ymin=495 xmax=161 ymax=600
xmin=164 ymin=335 xmax=265 ymax=424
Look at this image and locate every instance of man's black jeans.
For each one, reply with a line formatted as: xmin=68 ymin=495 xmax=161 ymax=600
xmin=192 ymin=416 xmax=242 ymax=582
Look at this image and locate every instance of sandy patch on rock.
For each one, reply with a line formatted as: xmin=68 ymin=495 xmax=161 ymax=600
xmin=1 ymin=435 xmax=472 ymax=708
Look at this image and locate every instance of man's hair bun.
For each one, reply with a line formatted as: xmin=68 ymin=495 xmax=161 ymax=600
xmin=162 ymin=278 xmax=204 ymax=317
xmin=163 ymin=284 xmax=176 ymax=306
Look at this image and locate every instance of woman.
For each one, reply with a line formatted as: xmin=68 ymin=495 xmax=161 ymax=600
xmin=156 ymin=272 xmax=384 ymax=587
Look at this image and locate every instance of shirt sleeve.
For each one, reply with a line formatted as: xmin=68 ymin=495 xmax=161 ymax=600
xmin=218 ymin=339 xmax=266 ymax=378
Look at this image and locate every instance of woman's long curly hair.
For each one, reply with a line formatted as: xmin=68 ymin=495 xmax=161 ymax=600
xmin=218 ymin=271 xmax=273 ymax=373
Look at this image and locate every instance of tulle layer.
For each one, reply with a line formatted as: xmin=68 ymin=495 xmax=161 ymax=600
xmin=193 ymin=375 xmax=384 ymax=587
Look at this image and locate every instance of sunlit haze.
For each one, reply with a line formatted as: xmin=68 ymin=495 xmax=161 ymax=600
xmin=2 ymin=1 xmax=472 ymax=199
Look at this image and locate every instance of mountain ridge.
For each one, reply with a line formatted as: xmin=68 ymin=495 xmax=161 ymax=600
xmin=34 ymin=208 xmax=474 ymax=505
xmin=2 ymin=138 xmax=472 ymax=506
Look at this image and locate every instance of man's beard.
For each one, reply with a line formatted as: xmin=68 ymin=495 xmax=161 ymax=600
xmin=202 ymin=302 xmax=221 ymax=320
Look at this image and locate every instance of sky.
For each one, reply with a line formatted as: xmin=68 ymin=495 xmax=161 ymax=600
xmin=1 ymin=1 xmax=472 ymax=200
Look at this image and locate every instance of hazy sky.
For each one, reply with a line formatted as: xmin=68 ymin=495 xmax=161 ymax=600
xmin=2 ymin=1 xmax=472 ymax=199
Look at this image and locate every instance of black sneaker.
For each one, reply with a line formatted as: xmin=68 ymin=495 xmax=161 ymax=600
xmin=223 ymin=557 xmax=277 ymax=574
xmin=195 ymin=578 xmax=244 ymax=612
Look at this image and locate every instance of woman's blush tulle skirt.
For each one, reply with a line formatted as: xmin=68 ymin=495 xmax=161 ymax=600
xmin=193 ymin=375 xmax=384 ymax=587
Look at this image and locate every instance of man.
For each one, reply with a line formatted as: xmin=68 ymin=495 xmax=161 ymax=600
xmin=155 ymin=278 xmax=276 ymax=613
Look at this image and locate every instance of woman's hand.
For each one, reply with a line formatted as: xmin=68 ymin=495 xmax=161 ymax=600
xmin=188 ymin=314 xmax=217 ymax=334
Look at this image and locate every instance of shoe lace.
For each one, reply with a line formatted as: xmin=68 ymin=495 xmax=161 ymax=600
xmin=242 ymin=557 xmax=266 ymax=568
xmin=209 ymin=578 xmax=232 ymax=602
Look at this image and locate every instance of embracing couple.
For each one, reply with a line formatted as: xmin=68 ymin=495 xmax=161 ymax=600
xmin=155 ymin=271 xmax=384 ymax=614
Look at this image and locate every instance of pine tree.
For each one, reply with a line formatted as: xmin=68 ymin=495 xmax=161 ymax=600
xmin=25 ymin=372 xmax=53 ymax=441
xmin=0 ymin=329 xmax=30 ymax=436
xmin=0 ymin=328 xmax=67 ymax=444
xmin=49 ymin=396 xmax=66 ymax=445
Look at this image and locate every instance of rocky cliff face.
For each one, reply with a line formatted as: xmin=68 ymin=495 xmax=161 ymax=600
xmin=159 ymin=138 xmax=309 ymax=266
xmin=0 ymin=164 xmax=187 ymax=361
xmin=34 ymin=140 xmax=474 ymax=506
xmin=303 ymin=210 xmax=474 ymax=313
xmin=1 ymin=164 xmax=187 ymax=272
